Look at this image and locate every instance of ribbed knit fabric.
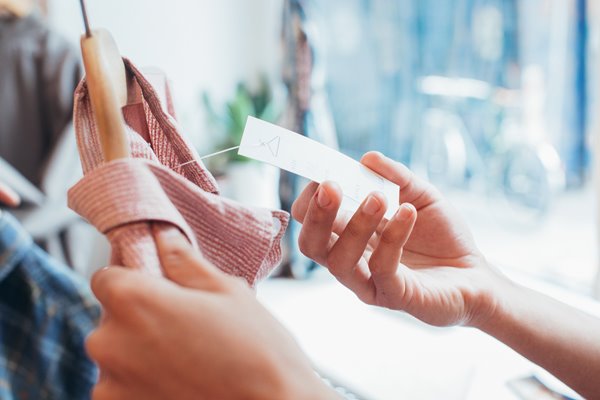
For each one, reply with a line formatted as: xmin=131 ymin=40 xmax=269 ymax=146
xmin=68 ymin=59 xmax=289 ymax=286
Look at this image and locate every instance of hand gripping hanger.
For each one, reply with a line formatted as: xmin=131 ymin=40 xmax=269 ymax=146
xmin=78 ymin=0 xmax=129 ymax=161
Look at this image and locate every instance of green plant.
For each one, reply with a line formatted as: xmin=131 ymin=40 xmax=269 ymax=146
xmin=203 ymin=78 xmax=282 ymax=163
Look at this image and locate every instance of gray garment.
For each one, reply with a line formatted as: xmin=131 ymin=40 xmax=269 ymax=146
xmin=0 ymin=13 xmax=81 ymax=187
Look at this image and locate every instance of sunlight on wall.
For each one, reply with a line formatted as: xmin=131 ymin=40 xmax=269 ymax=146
xmin=47 ymin=0 xmax=283 ymax=151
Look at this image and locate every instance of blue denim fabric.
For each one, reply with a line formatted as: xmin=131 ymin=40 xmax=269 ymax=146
xmin=0 ymin=212 xmax=100 ymax=400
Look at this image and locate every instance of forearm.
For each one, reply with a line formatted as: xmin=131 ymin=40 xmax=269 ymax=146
xmin=477 ymin=277 xmax=600 ymax=398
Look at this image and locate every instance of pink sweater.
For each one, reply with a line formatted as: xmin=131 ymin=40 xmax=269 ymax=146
xmin=68 ymin=60 xmax=288 ymax=286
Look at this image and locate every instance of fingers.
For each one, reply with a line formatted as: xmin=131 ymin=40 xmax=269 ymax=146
xmin=86 ymin=327 xmax=127 ymax=377
xmin=360 ymin=151 xmax=413 ymax=188
xmin=291 ymin=181 xmax=319 ymax=223
xmin=293 ymin=181 xmax=365 ymax=239
xmin=326 ymin=192 xmax=387 ymax=292
xmin=0 ymin=182 xmax=20 ymax=207
xmin=368 ymin=203 xmax=417 ymax=308
xmin=90 ymin=372 xmax=137 ymax=400
xmin=153 ymin=224 xmax=226 ymax=291
xmin=91 ymin=380 xmax=130 ymax=400
xmin=360 ymin=152 xmax=438 ymax=207
xmin=91 ymin=225 xmax=227 ymax=315
xmin=296 ymin=182 xmax=343 ymax=265
xmin=87 ymin=324 xmax=147 ymax=393
xmin=369 ymin=203 xmax=417 ymax=278
xmin=90 ymin=267 xmax=158 ymax=318
xmin=91 ymin=267 xmax=138 ymax=307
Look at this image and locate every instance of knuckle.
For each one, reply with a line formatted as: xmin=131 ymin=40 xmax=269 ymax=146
xmin=162 ymin=245 xmax=190 ymax=266
xmin=344 ymin=220 xmax=364 ymax=238
xmin=355 ymin=290 xmax=376 ymax=306
xmin=90 ymin=268 xmax=112 ymax=298
xmin=305 ymin=207 xmax=327 ymax=226
xmin=91 ymin=381 xmax=126 ymax=400
xmin=297 ymin=235 xmax=315 ymax=257
xmin=106 ymin=277 xmax=145 ymax=308
xmin=325 ymin=252 xmax=336 ymax=269
xmin=85 ymin=330 xmax=102 ymax=361
xmin=326 ymin=252 xmax=345 ymax=273
xmin=107 ymin=280 xmax=133 ymax=304
xmin=85 ymin=330 xmax=118 ymax=368
xmin=368 ymin=257 xmax=383 ymax=274
xmin=91 ymin=382 xmax=109 ymax=400
xmin=380 ymin=227 xmax=399 ymax=245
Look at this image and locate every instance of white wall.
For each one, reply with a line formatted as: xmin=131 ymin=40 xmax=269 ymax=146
xmin=47 ymin=0 xmax=283 ymax=151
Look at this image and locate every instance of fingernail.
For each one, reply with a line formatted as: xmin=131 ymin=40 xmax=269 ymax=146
xmin=317 ymin=187 xmax=331 ymax=208
xmin=397 ymin=203 xmax=415 ymax=219
xmin=363 ymin=195 xmax=381 ymax=215
xmin=153 ymin=225 xmax=187 ymax=246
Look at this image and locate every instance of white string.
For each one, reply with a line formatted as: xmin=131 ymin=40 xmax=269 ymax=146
xmin=175 ymin=142 xmax=264 ymax=169
xmin=176 ymin=145 xmax=241 ymax=168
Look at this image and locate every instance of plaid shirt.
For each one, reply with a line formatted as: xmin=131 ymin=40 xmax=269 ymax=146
xmin=0 ymin=212 xmax=99 ymax=400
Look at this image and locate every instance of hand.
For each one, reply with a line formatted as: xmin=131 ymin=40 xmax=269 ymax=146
xmin=292 ymin=151 xmax=505 ymax=328
xmin=0 ymin=181 xmax=20 ymax=208
xmin=87 ymin=226 xmax=338 ymax=400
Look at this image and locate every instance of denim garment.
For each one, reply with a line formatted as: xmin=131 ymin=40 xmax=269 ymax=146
xmin=0 ymin=212 xmax=99 ymax=400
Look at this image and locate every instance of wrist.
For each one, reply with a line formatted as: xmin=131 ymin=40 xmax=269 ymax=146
xmin=303 ymin=376 xmax=344 ymax=400
xmin=280 ymin=370 xmax=342 ymax=400
xmin=257 ymin=353 xmax=341 ymax=400
xmin=464 ymin=256 xmax=515 ymax=330
xmin=468 ymin=260 xmax=519 ymax=332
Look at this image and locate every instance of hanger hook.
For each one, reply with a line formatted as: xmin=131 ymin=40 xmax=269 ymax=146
xmin=79 ymin=0 xmax=92 ymax=38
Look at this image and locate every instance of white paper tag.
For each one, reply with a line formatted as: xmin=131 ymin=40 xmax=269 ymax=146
xmin=239 ymin=117 xmax=400 ymax=219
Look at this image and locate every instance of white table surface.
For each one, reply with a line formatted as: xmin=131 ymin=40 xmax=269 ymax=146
xmin=257 ymin=271 xmax=597 ymax=400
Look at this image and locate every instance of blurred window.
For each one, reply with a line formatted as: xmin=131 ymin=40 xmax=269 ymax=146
xmin=294 ymin=0 xmax=597 ymax=293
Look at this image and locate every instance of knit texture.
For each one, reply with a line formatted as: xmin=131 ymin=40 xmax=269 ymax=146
xmin=68 ymin=59 xmax=288 ymax=286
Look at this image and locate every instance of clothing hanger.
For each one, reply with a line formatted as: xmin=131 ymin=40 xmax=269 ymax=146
xmin=78 ymin=0 xmax=129 ymax=161
xmin=0 ymin=0 xmax=34 ymax=17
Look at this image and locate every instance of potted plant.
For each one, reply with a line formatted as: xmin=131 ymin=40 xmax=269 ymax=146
xmin=203 ymin=78 xmax=284 ymax=209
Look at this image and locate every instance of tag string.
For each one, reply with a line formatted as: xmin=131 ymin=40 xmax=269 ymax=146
xmin=176 ymin=145 xmax=241 ymax=168
xmin=174 ymin=140 xmax=368 ymax=211
xmin=175 ymin=143 xmax=264 ymax=169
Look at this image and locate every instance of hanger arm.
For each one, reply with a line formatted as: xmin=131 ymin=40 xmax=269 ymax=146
xmin=80 ymin=29 xmax=129 ymax=161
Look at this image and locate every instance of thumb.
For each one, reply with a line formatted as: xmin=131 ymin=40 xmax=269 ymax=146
xmin=153 ymin=224 xmax=226 ymax=291
xmin=360 ymin=151 xmax=438 ymax=207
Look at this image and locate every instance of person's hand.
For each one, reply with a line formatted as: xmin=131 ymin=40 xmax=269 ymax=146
xmin=0 ymin=181 xmax=20 ymax=208
xmin=86 ymin=226 xmax=338 ymax=400
xmin=292 ymin=151 xmax=506 ymax=328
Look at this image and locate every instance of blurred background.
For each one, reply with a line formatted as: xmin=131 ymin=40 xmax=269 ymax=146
xmin=2 ymin=0 xmax=600 ymax=398
xmin=24 ymin=0 xmax=598 ymax=294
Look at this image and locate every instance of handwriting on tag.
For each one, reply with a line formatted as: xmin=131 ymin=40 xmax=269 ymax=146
xmin=239 ymin=117 xmax=400 ymax=219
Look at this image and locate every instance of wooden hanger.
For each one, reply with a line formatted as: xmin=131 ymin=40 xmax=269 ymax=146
xmin=0 ymin=0 xmax=34 ymax=17
xmin=78 ymin=0 xmax=129 ymax=161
